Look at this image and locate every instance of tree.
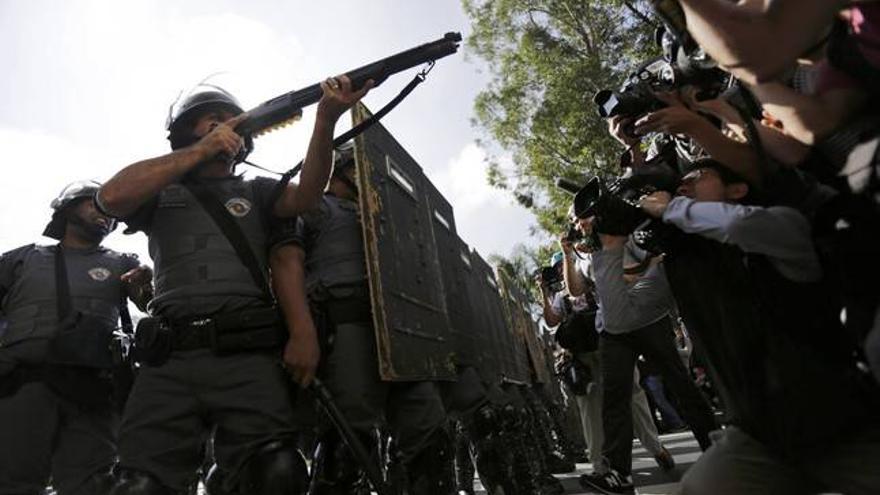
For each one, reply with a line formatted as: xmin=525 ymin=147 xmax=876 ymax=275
xmin=462 ymin=0 xmax=661 ymax=239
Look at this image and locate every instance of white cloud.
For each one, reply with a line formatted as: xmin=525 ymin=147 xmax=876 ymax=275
xmin=428 ymin=143 xmax=535 ymax=258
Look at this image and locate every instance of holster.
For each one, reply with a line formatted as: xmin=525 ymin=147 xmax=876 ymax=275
xmin=132 ymin=316 xmax=173 ymax=366
xmin=47 ymin=312 xmax=120 ymax=369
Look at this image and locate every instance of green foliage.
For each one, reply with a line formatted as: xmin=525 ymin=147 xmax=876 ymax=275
xmin=462 ymin=0 xmax=660 ymax=239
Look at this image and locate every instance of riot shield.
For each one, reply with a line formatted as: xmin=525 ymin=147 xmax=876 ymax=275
xmin=424 ymin=181 xmax=480 ymax=368
xmin=492 ymin=266 xmax=532 ymax=384
xmin=510 ymin=283 xmax=552 ymax=385
xmin=351 ymin=103 xmax=456 ymax=381
xmin=470 ymin=251 xmax=524 ymax=384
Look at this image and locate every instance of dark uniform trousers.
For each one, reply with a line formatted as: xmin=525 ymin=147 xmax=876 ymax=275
xmin=321 ymin=321 xmax=446 ymax=463
xmin=0 ymin=380 xmax=118 ymax=495
xmin=439 ymin=366 xmax=503 ymax=417
xmin=117 ymin=349 xmax=297 ymax=492
xmin=599 ymin=316 xmax=716 ymax=477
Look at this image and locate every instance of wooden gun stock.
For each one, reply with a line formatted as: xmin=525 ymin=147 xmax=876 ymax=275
xmin=235 ymin=32 xmax=462 ymax=138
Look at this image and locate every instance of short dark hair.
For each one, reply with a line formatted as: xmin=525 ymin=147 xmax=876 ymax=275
xmin=687 ymin=158 xmax=748 ymax=185
xmin=686 ymin=158 xmax=763 ymax=205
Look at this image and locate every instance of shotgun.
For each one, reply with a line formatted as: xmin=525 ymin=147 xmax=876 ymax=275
xmin=236 ymin=32 xmax=462 ymax=138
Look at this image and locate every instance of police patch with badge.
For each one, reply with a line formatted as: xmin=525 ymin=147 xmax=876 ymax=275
xmin=88 ymin=267 xmax=112 ymax=282
xmin=225 ymin=197 xmax=252 ymax=218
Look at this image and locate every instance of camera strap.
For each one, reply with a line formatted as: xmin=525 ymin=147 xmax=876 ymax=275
xmin=183 ymin=182 xmax=274 ymax=303
xmin=269 ymin=66 xmax=433 ymax=206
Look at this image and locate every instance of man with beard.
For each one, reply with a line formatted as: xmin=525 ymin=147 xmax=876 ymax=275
xmin=0 ymin=181 xmax=152 ymax=495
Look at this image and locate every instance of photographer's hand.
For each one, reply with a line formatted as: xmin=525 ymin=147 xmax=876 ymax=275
xmin=559 ymin=232 xmax=574 ymax=255
xmin=639 ymin=191 xmax=672 ymax=219
xmin=608 ymin=116 xmax=640 ymax=147
xmin=634 ymin=93 xmax=705 ymax=136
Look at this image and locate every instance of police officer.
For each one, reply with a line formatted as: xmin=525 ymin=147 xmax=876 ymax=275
xmin=0 ymin=181 xmax=152 ymax=495
xmin=98 ymin=76 xmax=371 ymax=495
xmin=274 ymin=144 xmax=454 ymax=493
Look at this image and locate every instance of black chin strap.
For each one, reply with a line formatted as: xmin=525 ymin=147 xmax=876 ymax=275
xmin=269 ymin=64 xmax=433 ymax=207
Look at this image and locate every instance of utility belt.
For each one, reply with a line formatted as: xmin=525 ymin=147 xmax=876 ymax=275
xmin=0 ymin=363 xmax=131 ymax=412
xmin=133 ymin=306 xmax=287 ymax=367
xmin=310 ymin=281 xmax=373 ymax=330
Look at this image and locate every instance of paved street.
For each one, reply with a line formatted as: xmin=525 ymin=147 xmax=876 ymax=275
xmin=472 ymin=431 xmax=701 ymax=495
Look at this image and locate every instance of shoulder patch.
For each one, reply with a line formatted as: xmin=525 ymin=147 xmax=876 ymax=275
xmin=225 ymin=197 xmax=253 ymax=218
xmin=88 ymin=267 xmax=112 ymax=282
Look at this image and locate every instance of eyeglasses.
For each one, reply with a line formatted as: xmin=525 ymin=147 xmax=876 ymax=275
xmin=680 ymin=168 xmax=710 ymax=186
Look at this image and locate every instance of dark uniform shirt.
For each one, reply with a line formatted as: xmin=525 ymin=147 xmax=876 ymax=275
xmin=122 ymin=175 xmax=282 ymax=319
xmin=0 ymin=244 xmax=138 ymax=357
xmin=289 ymin=193 xmax=367 ymax=299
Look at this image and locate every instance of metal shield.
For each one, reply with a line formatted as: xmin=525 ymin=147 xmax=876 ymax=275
xmin=424 ymin=180 xmax=481 ymax=368
xmin=351 ymin=103 xmax=456 ymax=381
xmin=469 ymin=251 xmax=524 ymax=384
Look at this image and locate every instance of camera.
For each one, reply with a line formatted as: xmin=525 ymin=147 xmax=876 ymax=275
xmin=573 ymin=159 xmax=680 ymax=238
xmin=540 ymin=265 xmax=564 ymax=291
xmin=593 ymin=58 xmax=673 ymax=121
xmin=593 ymin=26 xmax=733 ymax=130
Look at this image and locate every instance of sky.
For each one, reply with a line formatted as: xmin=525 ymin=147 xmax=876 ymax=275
xmin=0 ymin=0 xmax=537 ymax=264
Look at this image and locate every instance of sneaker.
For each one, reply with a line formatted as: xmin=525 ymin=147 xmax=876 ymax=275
xmin=578 ymin=469 xmax=635 ymax=494
xmin=654 ymin=447 xmax=676 ymax=472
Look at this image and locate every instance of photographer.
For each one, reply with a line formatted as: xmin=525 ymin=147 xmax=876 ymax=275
xmin=561 ymin=222 xmax=714 ymax=494
xmin=640 ymin=158 xmax=880 ymax=494
xmin=538 ymin=250 xmax=674 ymax=477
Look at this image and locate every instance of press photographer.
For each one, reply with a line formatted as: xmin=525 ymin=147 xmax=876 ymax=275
xmin=639 ymin=158 xmax=880 ymax=494
xmin=537 ymin=250 xmax=676 ymax=479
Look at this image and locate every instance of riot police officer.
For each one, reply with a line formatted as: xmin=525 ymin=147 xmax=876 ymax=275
xmin=98 ymin=76 xmax=371 ymax=495
xmin=274 ymin=144 xmax=454 ymax=493
xmin=0 ymin=181 xmax=152 ymax=495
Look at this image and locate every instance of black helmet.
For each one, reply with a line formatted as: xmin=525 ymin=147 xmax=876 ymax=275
xmin=43 ymin=180 xmax=116 ymax=240
xmin=166 ymin=85 xmax=253 ymax=161
xmin=332 ymin=141 xmax=356 ymax=177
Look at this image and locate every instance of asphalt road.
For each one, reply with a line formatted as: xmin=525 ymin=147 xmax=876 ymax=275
xmin=471 ymin=431 xmax=701 ymax=495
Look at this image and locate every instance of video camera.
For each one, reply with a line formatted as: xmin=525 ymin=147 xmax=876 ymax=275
xmin=572 ymin=159 xmax=681 ymax=242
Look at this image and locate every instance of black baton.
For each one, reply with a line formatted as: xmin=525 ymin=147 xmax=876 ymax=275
xmin=309 ymin=378 xmax=390 ymax=495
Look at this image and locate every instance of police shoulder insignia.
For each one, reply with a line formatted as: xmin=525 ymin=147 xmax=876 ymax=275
xmin=225 ymin=197 xmax=252 ymax=218
xmin=88 ymin=267 xmax=112 ymax=282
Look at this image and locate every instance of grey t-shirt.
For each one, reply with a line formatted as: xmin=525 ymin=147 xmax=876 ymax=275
xmin=588 ymin=243 xmax=674 ymax=335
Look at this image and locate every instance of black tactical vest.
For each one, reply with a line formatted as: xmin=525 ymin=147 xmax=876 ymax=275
xmin=663 ymin=230 xmax=877 ymax=457
xmin=147 ymin=177 xmax=270 ymax=319
xmin=0 ymin=245 xmax=131 ymax=352
xmin=302 ymin=194 xmax=367 ymax=298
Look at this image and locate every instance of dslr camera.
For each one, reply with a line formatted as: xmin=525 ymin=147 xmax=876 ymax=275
xmin=593 ymin=27 xmax=732 ymax=134
xmin=539 ymin=265 xmax=565 ymax=293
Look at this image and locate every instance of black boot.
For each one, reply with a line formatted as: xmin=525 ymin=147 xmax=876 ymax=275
xmin=399 ymin=427 xmax=456 ymax=495
xmin=309 ymin=430 xmax=373 ymax=495
xmin=461 ymin=405 xmax=518 ymax=495
xmin=516 ymin=405 xmax=565 ymax=495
